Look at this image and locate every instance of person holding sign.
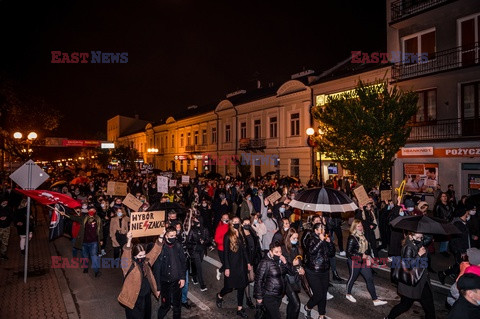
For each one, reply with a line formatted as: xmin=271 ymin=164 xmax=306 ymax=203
xmin=110 ymin=207 xmax=130 ymax=261
xmin=118 ymin=231 xmax=163 ymax=319
xmin=153 ymin=226 xmax=187 ymax=319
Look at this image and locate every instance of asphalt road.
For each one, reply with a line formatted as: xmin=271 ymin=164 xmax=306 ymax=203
xmin=50 ymin=234 xmax=451 ymax=319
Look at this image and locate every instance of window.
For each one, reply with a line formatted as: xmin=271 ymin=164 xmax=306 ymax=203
xmin=180 ymin=134 xmax=184 ymax=147
xmin=212 ymin=127 xmax=217 ymax=143
xmin=202 ymin=130 xmax=207 ymax=145
xmin=290 ymin=158 xmax=300 ymax=178
xmin=187 ymin=133 xmax=191 ymax=146
xmin=414 ymin=89 xmax=436 ymax=123
xmin=171 ymin=134 xmax=174 ymax=148
xmin=459 ymin=14 xmax=480 ymax=65
xmin=290 ymin=113 xmax=300 ymax=136
xmin=194 ymin=131 xmax=199 ymax=145
xmin=225 ymin=125 xmax=231 ymax=142
xmin=461 ymin=81 xmax=480 ymax=136
xmin=269 ymin=116 xmax=278 ymax=138
xmin=402 ymin=29 xmax=436 ymax=63
xmin=254 ymin=120 xmax=261 ymax=139
xmin=240 ymin=122 xmax=247 ymax=139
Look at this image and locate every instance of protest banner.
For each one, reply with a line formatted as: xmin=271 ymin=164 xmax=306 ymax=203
xmin=130 ymin=211 xmax=166 ymax=238
xmin=380 ymin=190 xmax=392 ymax=202
xmin=353 ymin=185 xmax=370 ymax=208
xmin=181 ymin=175 xmax=190 ymax=184
xmin=157 ymin=176 xmax=169 ymax=193
xmin=266 ymin=191 xmax=281 ymax=205
xmin=188 ymin=169 xmax=196 ymax=179
xmin=123 ymin=193 xmax=143 ymax=211
xmin=107 ymin=181 xmax=128 ymax=196
xmin=169 ymin=179 xmax=177 ymax=187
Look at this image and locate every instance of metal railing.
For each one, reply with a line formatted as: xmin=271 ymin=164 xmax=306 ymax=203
xmin=391 ymin=0 xmax=453 ymax=23
xmin=239 ymin=138 xmax=266 ymax=149
xmin=406 ymin=118 xmax=480 ymax=141
xmin=185 ymin=145 xmax=195 ymax=152
xmin=392 ymin=43 xmax=479 ymax=81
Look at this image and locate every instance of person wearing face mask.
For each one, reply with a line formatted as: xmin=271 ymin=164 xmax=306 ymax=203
xmin=345 ymin=220 xmax=387 ymax=306
xmin=216 ymin=217 xmax=252 ymax=318
xmin=240 ymin=189 xmax=255 ymax=219
xmin=96 ymin=199 xmax=112 ymax=257
xmin=198 ymin=199 xmax=214 ymax=239
xmin=153 ymin=226 xmax=187 ymax=319
xmin=304 ymin=223 xmax=336 ymax=319
xmin=214 ymin=214 xmax=230 ymax=281
xmin=282 ymin=229 xmax=304 ymax=319
xmin=186 ymin=216 xmax=210 ymax=291
xmin=355 ymin=198 xmax=380 ymax=258
xmin=272 ymin=217 xmax=290 ymax=245
xmin=254 ymin=241 xmax=294 ymax=319
xmin=465 ymin=203 xmax=479 ymax=249
xmin=438 ymin=207 xmax=473 ymax=285
xmin=448 ymin=271 xmax=480 ymax=319
xmin=260 ymin=204 xmax=279 ymax=255
xmin=110 ymin=208 xmax=130 ymax=261
xmin=118 ymin=231 xmax=163 ymax=319
xmin=384 ymin=232 xmax=435 ymax=319
xmin=60 ymin=207 xmax=103 ymax=277
xmin=241 ymin=217 xmax=262 ymax=309
xmin=0 ymin=198 xmax=13 ymax=260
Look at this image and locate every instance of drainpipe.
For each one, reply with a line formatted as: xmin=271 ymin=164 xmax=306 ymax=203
xmin=233 ymin=105 xmax=239 ymax=177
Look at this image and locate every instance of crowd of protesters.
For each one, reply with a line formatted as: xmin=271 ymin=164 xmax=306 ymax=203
xmin=0 ymin=168 xmax=479 ymax=319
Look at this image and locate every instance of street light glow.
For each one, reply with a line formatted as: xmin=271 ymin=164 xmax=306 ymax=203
xmin=13 ymin=132 xmax=22 ymax=139
xmin=306 ymin=127 xmax=315 ymax=136
xmin=27 ymin=132 xmax=37 ymax=140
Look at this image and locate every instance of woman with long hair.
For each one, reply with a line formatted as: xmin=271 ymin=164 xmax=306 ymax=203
xmin=216 ymin=216 xmax=251 ymax=318
xmin=282 ymin=228 xmax=303 ymax=319
xmin=345 ymin=219 xmax=387 ymax=306
xmin=241 ymin=217 xmax=262 ymax=309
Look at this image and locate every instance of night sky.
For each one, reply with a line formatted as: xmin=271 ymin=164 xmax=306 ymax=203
xmin=0 ymin=0 xmax=386 ymax=139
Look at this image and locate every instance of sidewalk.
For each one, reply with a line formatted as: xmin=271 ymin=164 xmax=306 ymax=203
xmin=0 ymin=205 xmax=72 ymax=319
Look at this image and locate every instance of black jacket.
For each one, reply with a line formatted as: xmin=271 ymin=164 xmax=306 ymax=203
xmin=253 ymin=254 xmax=293 ymax=299
xmin=305 ymin=234 xmax=335 ymax=272
xmin=153 ymin=241 xmax=187 ymax=283
xmin=346 ymin=234 xmax=372 ymax=259
xmin=434 ymin=202 xmax=454 ymax=222
xmin=186 ymin=225 xmax=210 ymax=254
xmin=449 ymin=218 xmax=471 ymax=257
xmin=0 ymin=205 xmax=12 ymax=228
xmin=397 ymin=239 xmax=429 ymax=299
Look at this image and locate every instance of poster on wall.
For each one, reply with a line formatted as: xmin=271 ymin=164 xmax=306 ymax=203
xmin=468 ymin=174 xmax=480 ymax=195
xmin=403 ymin=163 xmax=439 ymax=195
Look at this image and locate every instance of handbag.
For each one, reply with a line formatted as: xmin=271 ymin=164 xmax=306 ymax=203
xmin=248 ymin=267 xmax=255 ymax=283
xmin=286 ymin=273 xmax=301 ymax=292
xmin=391 ymin=247 xmax=423 ymax=286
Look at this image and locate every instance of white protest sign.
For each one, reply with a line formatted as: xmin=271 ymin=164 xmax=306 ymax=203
xmin=157 ymin=176 xmax=169 ymax=193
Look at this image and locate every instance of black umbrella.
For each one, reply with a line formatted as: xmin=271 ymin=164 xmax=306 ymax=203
xmin=148 ymin=201 xmax=186 ymax=217
xmin=278 ymin=176 xmax=300 ymax=185
xmin=289 ymin=187 xmax=358 ymax=213
xmin=390 ymin=215 xmax=462 ymax=235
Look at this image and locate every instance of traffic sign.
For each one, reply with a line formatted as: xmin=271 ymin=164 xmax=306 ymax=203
xmin=9 ymin=160 xmax=49 ymax=190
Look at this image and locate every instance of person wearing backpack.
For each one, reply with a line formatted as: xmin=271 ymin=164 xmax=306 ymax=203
xmin=118 ymin=231 xmax=163 ymax=319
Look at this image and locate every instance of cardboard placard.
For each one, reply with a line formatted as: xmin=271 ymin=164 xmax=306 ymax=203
xmin=169 ymin=179 xmax=177 ymax=187
xmin=181 ymin=175 xmax=190 ymax=184
xmin=266 ymin=191 xmax=281 ymax=205
xmin=188 ymin=169 xmax=196 ymax=179
xmin=123 ymin=193 xmax=143 ymax=211
xmin=130 ymin=211 xmax=166 ymax=238
xmin=86 ymin=171 xmax=92 ymax=177
xmin=107 ymin=181 xmax=128 ymax=196
xmin=112 ymin=170 xmax=119 ymax=177
xmin=157 ymin=176 xmax=169 ymax=193
xmin=380 ymin=190 xmax=392 ymax=202
xmin=353 ymin=185 xmax=370 ymax=208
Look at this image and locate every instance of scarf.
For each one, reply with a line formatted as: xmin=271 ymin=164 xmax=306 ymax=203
xmin=353 ymin=230 xmax=368 ymax=254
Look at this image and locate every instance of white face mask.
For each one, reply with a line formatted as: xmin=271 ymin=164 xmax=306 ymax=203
xmin=469 ymin=210 xmax=477 ymax=215
xmin=466 ymin=215 xmax=471 ymax=221
xmin=399 ymin=212 xmax=405 ymax=216
xmin=407 ymin=207 xmax=414 ymax=212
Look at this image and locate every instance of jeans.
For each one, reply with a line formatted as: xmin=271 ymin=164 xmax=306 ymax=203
xmin=158 ymin=280 xmax=182 ymax=319
xmin=346 ymin=258 xmax=378 ymax=300
xmin=305 ymin=268 xmax=329 ymax=315
xmin=82 ymin=242 xmax=99 ymax=273
xmin=181 ymin=271 xmax=188 ymax=304
xmin=387 ymin=284 xmax=436 ymax=319
xmin=263 ymin=295 xmax=282 ymax=319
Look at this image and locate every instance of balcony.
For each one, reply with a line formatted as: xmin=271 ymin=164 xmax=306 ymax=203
xmin=390 ymin=0 xmax=455 ymax=24
xmin=239 ymin=138 xmax=266 ymax=150
xmin=392 ymin=43 xmax=480 ymax=81
xmin=185 ymin=145 xmax=195 ymax=152
xmin=407 ymin=118 xmax=480 ymax=142
xmin=185 ymin=144 xmax=208 ymax=152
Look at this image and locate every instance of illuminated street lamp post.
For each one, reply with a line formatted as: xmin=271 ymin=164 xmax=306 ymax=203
xmin=147 ymin=148 xmax=159 ymax=168
xmin=306 ymin=127 xmax=324 ymax=186
xmin=14 ymin=131 xmax=37 ymax=159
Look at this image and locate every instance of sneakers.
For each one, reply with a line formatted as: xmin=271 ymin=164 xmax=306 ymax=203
xmin=327 ymin=292 xmax=334 ymax=300
xmin=216 ymin=294 xmax=223 ymax=308
xmin=216 ymin=268 xmax=221 ymax=281
xmin=373 ymin=299 xmax=388 ymax=306
xmin=200 ymin=286 xmax=208 ymax=292
xmin=236 ymin=309 xmax=248 ymax=318
xmin=346 ymin=294 xmax=357 ymax=303
xmin=192 ymin=278 xmax=199 ymax=285
xmin=339 ymin=251 xmax=346 ymax=257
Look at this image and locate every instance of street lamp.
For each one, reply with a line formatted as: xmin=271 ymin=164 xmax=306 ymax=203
xmin=14 ymin=131 xmax=37 ymax=159
xmin=306 ymin=127 xmax=324 ymax=186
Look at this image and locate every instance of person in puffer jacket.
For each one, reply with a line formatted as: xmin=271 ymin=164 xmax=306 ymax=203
xmin=304 ymin=222 xmax=335 ymax=319
xmin=254 ymin=240 xmax=294 ymax=318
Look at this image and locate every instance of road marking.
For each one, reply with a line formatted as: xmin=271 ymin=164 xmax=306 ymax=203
xmin=204 ymin=255 xmax=222 ymax=268
xmin=188 ymin=291 xmax=211 ymax=311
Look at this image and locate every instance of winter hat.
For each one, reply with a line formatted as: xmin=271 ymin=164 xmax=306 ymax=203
xmin=404 ymin=199 xmax=415 ymax=208
xmin=467 ymin=248 xmax=480 ymax=265
xmin=464 ymin=265 xmax=480 ymax=277
xmin=457 ymin=273 xmax=480 ymax=291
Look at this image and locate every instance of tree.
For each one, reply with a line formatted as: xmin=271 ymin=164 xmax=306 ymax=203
xmin=311 ymin=79 xmax=418 ymax=189
xmin=111 ymin=145 xmax=139 ymax=170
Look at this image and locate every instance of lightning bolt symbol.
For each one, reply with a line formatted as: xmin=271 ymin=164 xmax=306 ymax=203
xmin=143 ymin=220 xmax=150 ymax=230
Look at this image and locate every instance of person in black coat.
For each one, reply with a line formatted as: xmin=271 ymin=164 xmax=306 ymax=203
xmin=304 ymin=222 xmax=336 ymax=319
xmin=388 ymin=204 xmax=408 ymax=258
xmin=186 ymin=215 xmax=210 ymax=291
xmin=241 ymin=217 xmax=262 ymax=309
xmin=216 ymin=217 xmax=251 ymax=318
xmin=254 ymin=240 xmax=294 ymax=319
xmin=385 ymin=233 xmax=435 ymax=319
xmin=447 ymin=273 xmax=480 ymax=319
xmin=15 ymin=198 xmax=34 ymax=255
xmin=282 ymin=228 xmax=304 ymax=319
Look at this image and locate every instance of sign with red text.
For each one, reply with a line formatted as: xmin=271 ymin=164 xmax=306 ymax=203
xmin=130 ymin=211 xmax=165 ymax=238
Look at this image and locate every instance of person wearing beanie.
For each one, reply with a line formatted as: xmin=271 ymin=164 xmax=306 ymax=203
xmin=448 ymin=273 xmax=480 ymax=319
